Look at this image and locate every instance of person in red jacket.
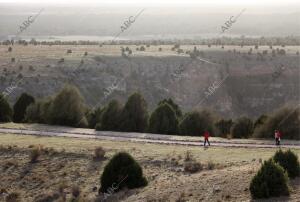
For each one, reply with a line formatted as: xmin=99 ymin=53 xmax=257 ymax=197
xmin=275 ymin=130 xmax=282 ymax=145
xmin=203 ymin=130 xmax=210 ymax=146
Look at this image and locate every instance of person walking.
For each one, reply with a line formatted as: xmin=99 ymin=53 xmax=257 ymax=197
xmin=203 ymin=130 xmax=211 ymax=146
xmin=277 ymin=130 xmax=282 ymax=145
xmin=274 ymin=130 xmax=280 ymax=145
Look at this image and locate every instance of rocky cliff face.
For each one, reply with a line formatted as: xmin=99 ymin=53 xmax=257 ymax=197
xmin=1 ymin=48 xmax=299 ymax=118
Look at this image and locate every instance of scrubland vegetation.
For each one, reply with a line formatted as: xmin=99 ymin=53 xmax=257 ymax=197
xmin=0 ymin=133 xmax=299 ymax=201
xmin=0 ymin=84 xmax=299 ymax=140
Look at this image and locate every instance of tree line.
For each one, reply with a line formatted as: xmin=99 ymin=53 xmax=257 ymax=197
xmin=0 ymin=84 xmax=299 ymax=139
xmin=1 ymin=36 xmax=300 ymax=46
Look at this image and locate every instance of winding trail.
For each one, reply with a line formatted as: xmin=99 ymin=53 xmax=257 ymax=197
xmin=0 ymin=126 xmax=300 ymax=149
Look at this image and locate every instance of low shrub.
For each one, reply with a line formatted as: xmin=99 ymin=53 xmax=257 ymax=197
xmin=0 ymin=188 xmax=8 ymax=195
xmin=34 ymin=192 xmax=60 ymax=202
xmin=250 ymin=159 xmax=289 ymax=199
xmin=30 ymin=146 xmax=42 ymax=163
xmin=184 ymin=161 xmax=203 ymax=173
xmin=184 ymin=151 xmax=193 ymax=162
xmin=273 ymin=149 xmax=300 ymax=179
xmin=99 ymin=152 xmax=147 ymax=194
xmin=207 ymin=160 xmax=216 ymax=170
xmin=71 ymin=185 xmax=81 ymax=198
xmin=183 ymin=151 xmax=202 ymax=173
xmin=94 ymin=146 xmax=105 ymax=160
xmin=3 ymin=160 xmax=18 ymax=170
xmin=5 ymin=192 xmax=20 ymax=202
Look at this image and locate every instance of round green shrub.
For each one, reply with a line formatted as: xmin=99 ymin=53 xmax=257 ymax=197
xmin=273 ymin=149 xmax=300 ymax=179
xmin=49 ymin=85 xmax=87 ymax=127
xmin=13 ymin=93 xmax=35 ymax=123
xmin=98 ymin=100 xmax=122 ymax=131
xmin=119 ymin=93 xmax=148 ymax=132
xmin=250 ymin=159 xmax=290 ymax=199
xmin=148 ymin=103 xmax=179 ymax=135
xmin=99 ymin=152 xmax=147 ymax=194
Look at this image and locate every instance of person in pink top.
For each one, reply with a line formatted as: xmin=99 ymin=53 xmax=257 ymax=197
xmin=274 ymin=130 xmax=281 ymax=145
xmin=278 ymin=130 xmax=282 ymax=145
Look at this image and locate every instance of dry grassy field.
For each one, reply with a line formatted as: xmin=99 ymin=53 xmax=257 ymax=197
xmin=1 ymin=44 xmax=299 ymax=61
xmin=1 ymin=133 xmax=300 ymax=201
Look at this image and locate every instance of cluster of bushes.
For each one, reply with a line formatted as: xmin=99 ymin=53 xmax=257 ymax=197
xmin=0 ymin=85 xmax=87 ymax=127
xmin=183 ymin=151 xmax=203 ymax=173
xmin=253 ymin=107 xmax=300 ymax=140
xmin=250 ymin=149 xmax=300 ymax=199
xmin=0 ymin=84 xmax=299 ymax=139
xmin=94 ymin=96 xmax=218 ymax=136
xmin=25 ymin=85 xmax=88 ymax=127
xmin=94 ymin=93 xmax=148 ymax=133
xmin=0 ymin=93 xmax=34 ymax=123
xmin=121 ymin=46 xmax=132 ymax=56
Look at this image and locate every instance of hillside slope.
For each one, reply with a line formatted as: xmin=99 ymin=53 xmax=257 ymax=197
xmin=1 ymin=45 xmax=299 ymax=118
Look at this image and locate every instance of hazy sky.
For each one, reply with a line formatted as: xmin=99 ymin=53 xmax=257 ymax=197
xmin=0 ymin=0 xmax=299 ymax=6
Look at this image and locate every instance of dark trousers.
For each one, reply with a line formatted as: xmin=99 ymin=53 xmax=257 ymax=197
xmin=275 ymin=138 xmax=280 ymax=145
xmin=204 ymin=138 xmax=210 ymax=146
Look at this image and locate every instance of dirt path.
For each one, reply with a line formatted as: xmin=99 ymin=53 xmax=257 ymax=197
xmin=0 ymin=127 xmax=299 ymax=149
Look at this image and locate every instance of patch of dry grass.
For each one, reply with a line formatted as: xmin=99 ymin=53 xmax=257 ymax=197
xmin=0 ymin=133 xmax=299 ymax=201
